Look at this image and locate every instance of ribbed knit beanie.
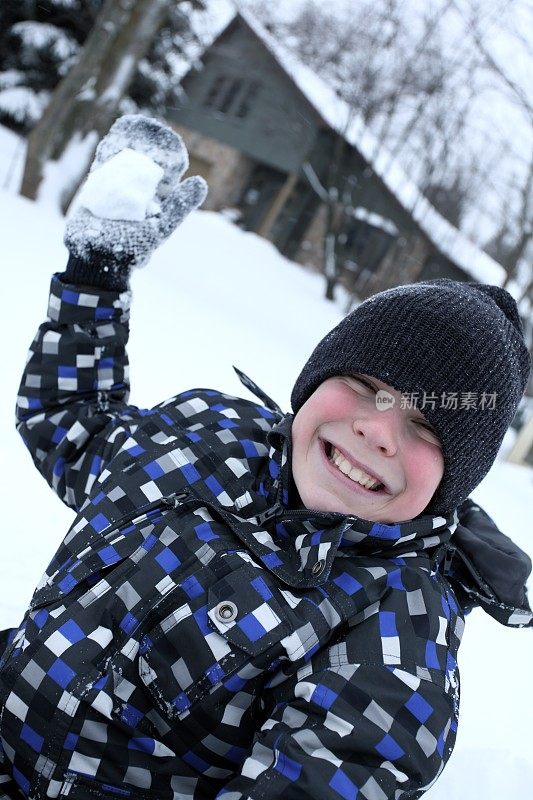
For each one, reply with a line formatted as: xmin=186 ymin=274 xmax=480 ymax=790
xmin=291 ymin=279 xmax=531 ymax=517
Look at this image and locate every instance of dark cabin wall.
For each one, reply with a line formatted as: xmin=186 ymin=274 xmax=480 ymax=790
xmin=326 ymin=141 xmax=475 ymax=286
xmin=168 ymin=20 xmax=321 ymax=174
xmin=417 ymin=256 xmax=470 ymax=282
xmin=338 ymin=145 xmax=422 ymax=236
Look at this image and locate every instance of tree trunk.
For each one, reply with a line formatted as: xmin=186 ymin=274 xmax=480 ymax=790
xmin=324 ymin=231 xmax=337 ymax=300
xmin=322 ymin=114 xmax=353 ymax=301
xmin=20 ymin=0 xmax=171 ymax=213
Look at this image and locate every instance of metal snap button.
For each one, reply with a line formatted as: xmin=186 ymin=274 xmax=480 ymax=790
xmin=312 ymin=559 xmax=325 ymax=576
xmin=215 ymin=601 xmax=238 ymax=623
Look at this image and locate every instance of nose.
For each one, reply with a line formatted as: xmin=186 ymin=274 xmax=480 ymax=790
xmin=352 ymin=408 xmax=399 ymax=455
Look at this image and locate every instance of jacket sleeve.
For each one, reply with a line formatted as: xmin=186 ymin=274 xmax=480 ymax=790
xmin=217 ymin=661 xmax=458 ymax=799
xmin=16 ymin=274 xmax=148 ymax=512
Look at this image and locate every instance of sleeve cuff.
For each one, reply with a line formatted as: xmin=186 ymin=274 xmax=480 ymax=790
xmin=48 ymin=273 xmax=131 ymax=325
xmin=62 ymin=253 xmax=129 ymax=292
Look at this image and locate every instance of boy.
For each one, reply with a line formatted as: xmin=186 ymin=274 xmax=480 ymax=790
xmin=0 ymin=115 xmax=531 ymax=800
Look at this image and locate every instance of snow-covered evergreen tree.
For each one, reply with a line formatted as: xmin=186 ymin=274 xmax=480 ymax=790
xmin=0 ymin=0 xmax=203 ymax=132
xmin=0 ymin=1 xmax=97 ymax=131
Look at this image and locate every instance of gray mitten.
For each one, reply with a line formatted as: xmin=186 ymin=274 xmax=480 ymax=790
xmin=64 ymin=114 xmax=208 ymax=290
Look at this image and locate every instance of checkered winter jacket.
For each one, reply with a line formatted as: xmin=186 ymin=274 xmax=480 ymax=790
xmin=1 ymin=276 xmax=531 ymax=800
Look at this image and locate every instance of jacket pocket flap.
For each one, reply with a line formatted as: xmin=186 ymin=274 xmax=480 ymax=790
xmin=30 ymin=525 xmax=150 ymax=609
xmin=30 ymin=495 xmax=186 ymax=610
xmin=207 ymin=559 xmax=291 ymax=656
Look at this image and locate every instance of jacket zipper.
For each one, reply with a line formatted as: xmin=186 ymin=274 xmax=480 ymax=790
xmin=441 ymin=544 xmax=497 ymax=601
xmin=443 ymin=546 xmax=455 ymax=576
xmin=95 ymin=489 xmax=191 ymax=542
xmin=254 ymin=502 xmax=353 ymax=527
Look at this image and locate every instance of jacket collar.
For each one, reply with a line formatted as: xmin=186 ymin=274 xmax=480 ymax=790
xmin=264 ymin=413 xmax=532 ymax=625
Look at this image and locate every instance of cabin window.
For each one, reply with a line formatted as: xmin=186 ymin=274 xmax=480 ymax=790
xmin=236 ymin=81 xmax=260 ymax=118
xmin=203 ymin=75 xmax=260 ymax=118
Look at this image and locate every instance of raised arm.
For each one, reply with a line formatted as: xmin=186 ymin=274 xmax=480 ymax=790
xmin=16 ymin=115 xmax=207 ymax=512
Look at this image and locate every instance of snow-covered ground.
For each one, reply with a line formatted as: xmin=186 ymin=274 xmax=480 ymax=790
xmin=0 ymin=123 xmax=532 ymax=798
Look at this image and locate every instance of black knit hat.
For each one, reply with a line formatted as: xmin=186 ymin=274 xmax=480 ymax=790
xmin=291 ymin=279 xmax=531 ymax=517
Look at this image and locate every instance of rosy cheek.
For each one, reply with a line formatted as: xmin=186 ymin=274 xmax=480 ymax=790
xmin=319 ymin=387 xmax=357 ymax=417
xmin=419 ymin=448 xmax=444 ymax=485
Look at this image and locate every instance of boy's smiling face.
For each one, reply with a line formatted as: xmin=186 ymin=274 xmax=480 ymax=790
xmin=291 ymin=374 xmax=444 ymax=523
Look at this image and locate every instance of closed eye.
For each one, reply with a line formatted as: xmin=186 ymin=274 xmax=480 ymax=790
xmin=414 ymin=419 xmax=441 ymax=445
xmin=350 ymin=376 xmax=376 ymax=393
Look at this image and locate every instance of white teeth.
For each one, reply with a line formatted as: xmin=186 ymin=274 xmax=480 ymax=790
xmin=329 ymin=446 xmax=383 ymax=490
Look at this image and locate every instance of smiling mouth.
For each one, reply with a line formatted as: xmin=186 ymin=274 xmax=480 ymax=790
xmin=324 ymin=441 xmax=387 ymax=492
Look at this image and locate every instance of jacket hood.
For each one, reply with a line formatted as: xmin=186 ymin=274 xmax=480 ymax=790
xmin=443 ymin=499 xmax=532 ymax=628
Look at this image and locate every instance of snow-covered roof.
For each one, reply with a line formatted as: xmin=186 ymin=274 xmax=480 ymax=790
xmin=190 ymin=6 xmax=507 ymax=285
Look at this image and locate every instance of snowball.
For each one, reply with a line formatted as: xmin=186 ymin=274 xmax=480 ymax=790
xmin=76 ymin=148 xmax=164 ymax=221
